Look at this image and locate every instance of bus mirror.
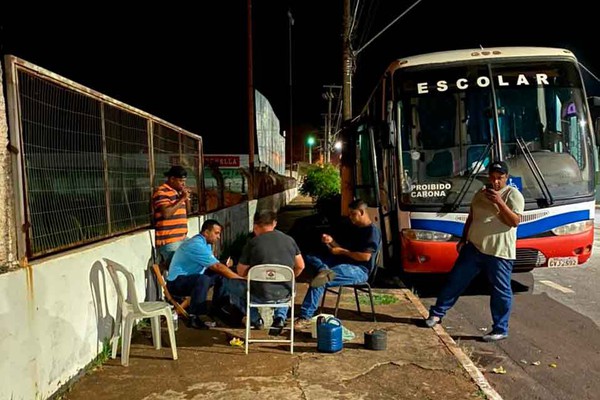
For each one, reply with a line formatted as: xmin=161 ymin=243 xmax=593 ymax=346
xmin=587 ymin=97 xmax=600 ymax=136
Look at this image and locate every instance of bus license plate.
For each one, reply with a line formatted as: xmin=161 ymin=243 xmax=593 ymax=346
xmin=548 ymin=257 xmax=578 ymax=268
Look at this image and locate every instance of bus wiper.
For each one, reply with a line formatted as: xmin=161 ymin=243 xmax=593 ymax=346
xmin=451 ymin=142 xmax=492 ymax=211
xmin=516 ymin=137 xmax=553 ymax=206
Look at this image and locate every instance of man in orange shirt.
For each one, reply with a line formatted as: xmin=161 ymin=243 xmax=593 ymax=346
xmin=153 ymin=166 xmax=190 ymax=267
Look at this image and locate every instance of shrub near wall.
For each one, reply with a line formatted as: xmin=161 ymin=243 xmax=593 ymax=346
xmin=299 ymin=163 xmax=341 ymax=200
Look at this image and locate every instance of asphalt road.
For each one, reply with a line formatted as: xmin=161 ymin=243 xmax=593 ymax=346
xmin=413 ymin=211 xmax=600 ymax=400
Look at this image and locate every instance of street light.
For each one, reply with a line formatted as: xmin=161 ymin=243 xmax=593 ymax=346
xmin=307 ymin=136 xmax=315 ymax=164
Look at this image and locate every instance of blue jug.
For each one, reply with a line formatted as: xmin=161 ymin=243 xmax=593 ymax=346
xmin=317 ymin=317 xmax=343 ymax=353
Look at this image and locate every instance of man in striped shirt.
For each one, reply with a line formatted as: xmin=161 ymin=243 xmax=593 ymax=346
xmin=153 ymin=166 xmax=191 ymax=267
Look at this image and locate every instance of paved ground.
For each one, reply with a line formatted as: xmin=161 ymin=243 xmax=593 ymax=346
xmin=59 ymin=198 xmax=494 ymax=400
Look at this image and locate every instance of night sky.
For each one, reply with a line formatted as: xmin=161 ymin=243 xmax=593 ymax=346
xmin=1 ymin=1 xmax=599 ymax=156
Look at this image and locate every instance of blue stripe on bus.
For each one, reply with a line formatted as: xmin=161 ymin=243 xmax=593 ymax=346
xmin=410 ymin=219 xmax=464 ymax=236
xmin=516 ymin=210 xmax=590 ymax=238
xmin=410 ymin=210 xmax=590 ymax=239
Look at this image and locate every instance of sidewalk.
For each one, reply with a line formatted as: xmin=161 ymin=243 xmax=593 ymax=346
xmin=61 ymin=199 xmax=500 ymax=400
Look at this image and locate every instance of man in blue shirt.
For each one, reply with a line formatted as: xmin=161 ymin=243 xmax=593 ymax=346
xmin=167 ymin=219 xmax=243 ymax=329
xmin=295 ymin=199 xmax=381 ymax=327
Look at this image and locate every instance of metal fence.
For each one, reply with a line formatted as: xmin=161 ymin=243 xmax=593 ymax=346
xmin=255 ymin=90 xmax=285 ymax=174
xmin=5 ymin=56 xmax=204 ymax=259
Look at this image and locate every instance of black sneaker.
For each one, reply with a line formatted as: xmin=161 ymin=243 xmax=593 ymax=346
xmin=252 ymin=317 xmax=264 ymax=330
xmin=187 ymin=315 xmax=210 ymax=330
xmin=272 ymin=317 xmax=285 ymax=328
xmin=269 ymin=317 xmax=285 ymax=335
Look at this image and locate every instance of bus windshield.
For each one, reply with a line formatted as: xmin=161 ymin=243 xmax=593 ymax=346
xmin=395 ymin=60 xmax=595 ymax=208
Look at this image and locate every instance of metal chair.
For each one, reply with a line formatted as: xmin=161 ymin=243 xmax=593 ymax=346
xmin=320 ymin=243 xmax=381 ymax=322
xmin=245 ymin=264 xmax=295 ymax=354
xmin=105 ymin=258 xmax=178 ymax=366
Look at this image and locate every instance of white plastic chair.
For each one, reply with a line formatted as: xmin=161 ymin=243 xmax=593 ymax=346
xmin=245 ymin=264 xmax=295 ymax=354
xmin=104 ymin=258 xmax=178 ymax=366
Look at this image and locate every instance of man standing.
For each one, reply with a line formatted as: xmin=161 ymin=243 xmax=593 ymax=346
xmin=167 ymin=219 xmax=243 ymax=329
xmin=153 ymin=165 xmax=191 ymax=267
xmin=226 ymin=210 xmax=304 ymax=329
xmin=425 ymin=160 xmax=524 ymax=342
xmin=295 ymin=199 xmax=381 ymax=327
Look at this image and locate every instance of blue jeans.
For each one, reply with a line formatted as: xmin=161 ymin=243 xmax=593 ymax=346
xmin=299 ymin=254 xmax=369 ymax=319
xmin=225 ymin=279 xmax=289 ymax=323
xmin=157 ymin=241 xmax=183 ymax=267
xmin=429 ymin=243 xmax=514 ymax=334
xmin=167 ymin=270 xmax=225 ymax=316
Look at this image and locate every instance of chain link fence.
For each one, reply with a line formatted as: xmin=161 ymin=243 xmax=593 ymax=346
xmin=6 ymin=56 xmax=203 ymax=258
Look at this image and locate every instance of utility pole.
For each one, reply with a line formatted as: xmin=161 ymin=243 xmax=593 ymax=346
xmin=320 ymin=112 xmax=329 ymax=162
xmin=340 ymin=0 xmax=353 ymax=215
xmin=247 ymin=0 xmax=255 ymax=199
xmin=322 ymin=85 xmax=339 ymax=163
xmin=288 ymin=8 xmax=294 ymax=178
xmin=325 ymin=92 xmax=331 ymax=164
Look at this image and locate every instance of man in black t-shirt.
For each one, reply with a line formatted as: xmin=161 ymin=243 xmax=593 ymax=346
xmin=225 ymin=210 xmax=305 ymax=329
xmin=295 ymin=199 xmax=381 ymax=327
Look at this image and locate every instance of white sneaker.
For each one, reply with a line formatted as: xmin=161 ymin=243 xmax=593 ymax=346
xmin=482 ymin=331 xmax=508 ymax=342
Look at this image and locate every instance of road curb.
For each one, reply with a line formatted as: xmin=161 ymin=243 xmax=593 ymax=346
xmin=403 ymin=288 xmax=503 ymax=400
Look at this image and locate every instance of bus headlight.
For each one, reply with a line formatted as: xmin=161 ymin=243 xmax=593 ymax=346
xmin=403 ymin=229 xmax=452 ymax=241
xmin=551 ymin=220 xmax=593 ymax=236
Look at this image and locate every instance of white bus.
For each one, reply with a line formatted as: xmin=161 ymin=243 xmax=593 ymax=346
xmin=343 ymin=47 xmax=597 ymax=273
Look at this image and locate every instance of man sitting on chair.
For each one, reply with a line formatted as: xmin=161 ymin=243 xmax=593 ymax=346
xmin=226 ymin=210 xmax=305 ymax=329
xmin=295 ymin=199 xmax=381 ymax=327
xmin=167 ymin=219 xmax=243 ymax=329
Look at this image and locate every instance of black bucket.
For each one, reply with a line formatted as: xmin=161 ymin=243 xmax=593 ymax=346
xmin=364 ymin=329 xmax=387 ymax=351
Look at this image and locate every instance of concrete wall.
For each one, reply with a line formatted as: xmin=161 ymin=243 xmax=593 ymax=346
xmin=0 ymin=62 xmax=17 ymax=272
xmin=0 ymin=188 xmax=296 ymax=400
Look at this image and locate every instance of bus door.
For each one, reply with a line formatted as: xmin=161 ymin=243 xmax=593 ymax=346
xmin=346 ymin=120 xmax=398 ymax=269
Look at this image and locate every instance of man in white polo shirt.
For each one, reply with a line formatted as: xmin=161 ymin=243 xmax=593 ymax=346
xmin=425 ymin=160 xmax=525 ymax=342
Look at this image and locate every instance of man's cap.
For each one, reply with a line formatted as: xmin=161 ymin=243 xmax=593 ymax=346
xmin=164 ymin=165 xmax=188 ymax=178
xmin=489 ymin=160 xmax=508 ymax=175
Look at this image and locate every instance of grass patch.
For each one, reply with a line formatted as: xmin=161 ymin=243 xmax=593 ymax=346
xmin=136 ymin=319 xmax=151 ymax=330
xmin=89 ymin=338 xmax=111 ymax=371
xmin=358 ymin=292 xmax=398 ymax=306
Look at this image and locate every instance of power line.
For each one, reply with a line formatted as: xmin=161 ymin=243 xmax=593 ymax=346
xmin=355 ymin=0 xmax=424 ymax=56
xmin=348 ymin=0 xmax=361 ymax=40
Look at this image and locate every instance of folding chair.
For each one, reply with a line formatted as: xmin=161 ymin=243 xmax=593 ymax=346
xmin=152 ymin=264 xmax=191 ymax=319
xmin=245 ymin=264 xmax=295 ymax=354
xmin=104 ymin=258 xmax=178 ymax=366
xmin=320 ymin=242 xmax=382 ymax=322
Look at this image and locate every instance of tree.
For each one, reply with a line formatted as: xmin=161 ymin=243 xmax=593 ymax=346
xmin=299 ymin=163 xmax=341 ymax=200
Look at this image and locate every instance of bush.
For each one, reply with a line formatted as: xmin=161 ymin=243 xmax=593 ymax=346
xmin=299 ymin=163 xmax=341 ymax=200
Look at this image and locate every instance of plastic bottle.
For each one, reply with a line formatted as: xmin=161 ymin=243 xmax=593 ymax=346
xmin=171 ymin=307 xmax=178 ymax=331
